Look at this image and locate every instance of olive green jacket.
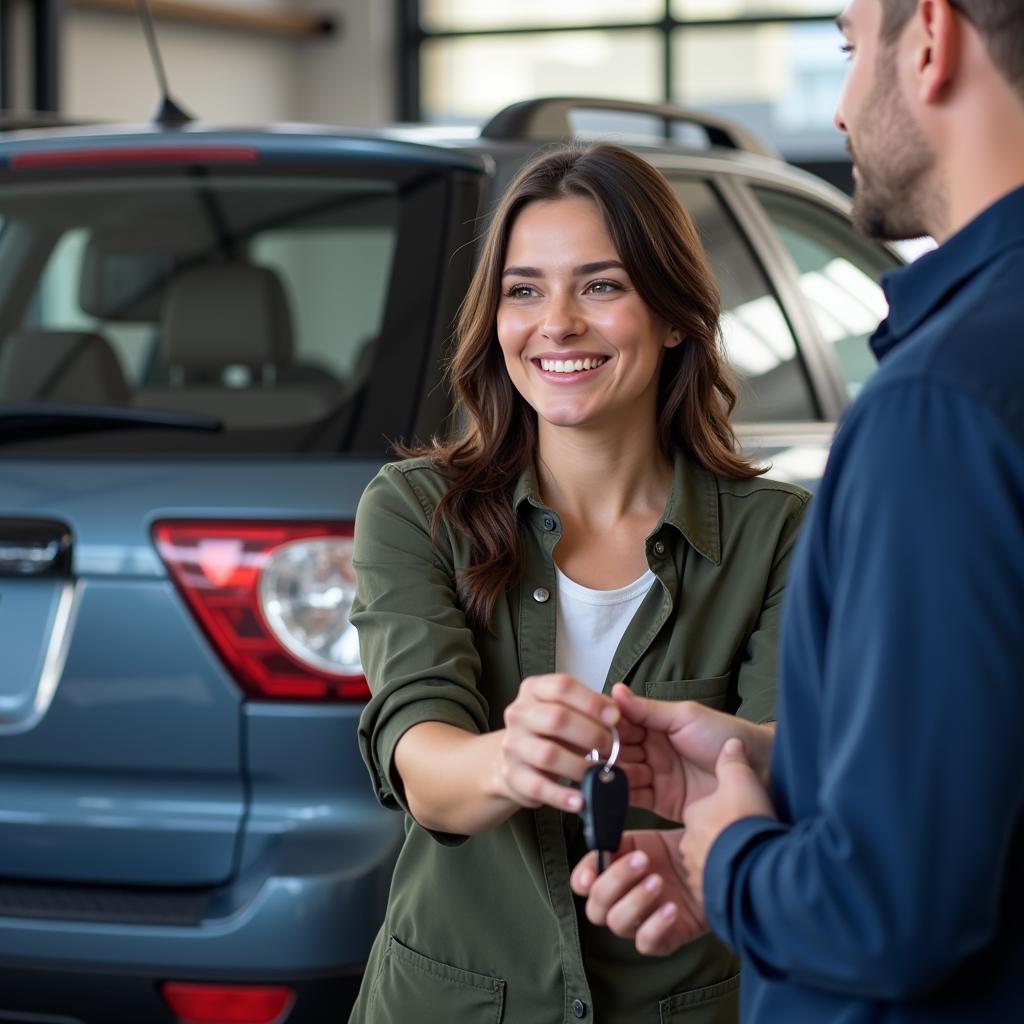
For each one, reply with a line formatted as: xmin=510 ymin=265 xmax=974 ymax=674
xmin=350 ymin=451 xmax=808 ymax=1024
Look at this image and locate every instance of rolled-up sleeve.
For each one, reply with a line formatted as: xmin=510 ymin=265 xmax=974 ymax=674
xmin=352 ymin=464 xmax=490 ymax=818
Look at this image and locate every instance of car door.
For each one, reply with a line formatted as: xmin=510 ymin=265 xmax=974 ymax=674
xmin=657 ymin=169 xmax=835 ymax=487
xmin=658 ymin=165 xmax=899 ymax=488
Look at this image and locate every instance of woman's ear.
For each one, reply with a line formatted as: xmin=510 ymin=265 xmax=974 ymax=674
xmin=666 ymin=328 xmax=684 ymax=349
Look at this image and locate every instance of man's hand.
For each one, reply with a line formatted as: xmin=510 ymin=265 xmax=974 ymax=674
xmin=570 ymin=828 xmax=707 ymax=956
xmin=679 ymin=738 xmax=776 ymax=912
xmin=613 ymin=683 xmax=775 ymax=823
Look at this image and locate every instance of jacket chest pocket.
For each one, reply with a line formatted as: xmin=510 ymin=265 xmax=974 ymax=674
xmin=659 ymin=971 xmax=740 ymax=1022
xmin=644 ymin=673 xmax=731 ymax=710
xmin=368 ymin=935 xmax=506 ymax=1023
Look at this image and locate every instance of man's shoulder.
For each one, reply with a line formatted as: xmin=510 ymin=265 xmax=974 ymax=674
xmin=871 ymin=252 xmax=1024 ymax=428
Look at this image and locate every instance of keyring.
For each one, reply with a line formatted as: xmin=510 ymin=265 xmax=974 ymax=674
xmin=587 ymin=724 xmax=620 ymax=772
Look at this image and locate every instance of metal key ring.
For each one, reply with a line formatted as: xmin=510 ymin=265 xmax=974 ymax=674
xmin=587 ymin=724 xmax=620 ymax=772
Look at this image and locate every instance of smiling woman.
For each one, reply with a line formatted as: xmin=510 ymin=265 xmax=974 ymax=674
xmin=348 ymin=143 xmax=810 ymax=1024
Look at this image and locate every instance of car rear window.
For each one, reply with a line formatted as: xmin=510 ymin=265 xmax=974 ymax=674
xmin=0 ymin=168 xmax=452 ymax=454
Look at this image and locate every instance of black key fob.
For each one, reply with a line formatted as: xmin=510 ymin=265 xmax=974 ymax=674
xmin=581 ymin=763 xmax=629 ymax=870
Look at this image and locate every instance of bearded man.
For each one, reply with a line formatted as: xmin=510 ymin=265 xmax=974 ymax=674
xmin=572 ymin=2 xmax=1024 ymax=1020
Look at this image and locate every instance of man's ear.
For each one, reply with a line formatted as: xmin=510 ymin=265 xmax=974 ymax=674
xmin=915 ymin=0 xmax=962 ymax=104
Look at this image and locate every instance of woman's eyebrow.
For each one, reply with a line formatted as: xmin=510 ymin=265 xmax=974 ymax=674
xmin=502 ymin=259 xmax=624 ymax=278
xmin=576 ymin=260 xmax=624 ymax=275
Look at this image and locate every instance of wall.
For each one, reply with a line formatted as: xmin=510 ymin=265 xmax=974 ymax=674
xmin=9 ymin=0 xmax=396 ymax=126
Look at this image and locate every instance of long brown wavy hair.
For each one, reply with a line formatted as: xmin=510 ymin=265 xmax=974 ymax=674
xmin=408 ymin=142 xmax=761 ymax=630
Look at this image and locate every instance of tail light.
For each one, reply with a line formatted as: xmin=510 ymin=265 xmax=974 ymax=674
xmin=160 ymin=982 xmax=293 ymax=1024
xmin=153 ymin=521 xmax=369 ymax=701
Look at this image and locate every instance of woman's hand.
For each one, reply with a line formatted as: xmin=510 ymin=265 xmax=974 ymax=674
xmin=497 ymin=673 xmax=622 ymax=813
xmin=570 ymin=828 xmax=707 ymax=956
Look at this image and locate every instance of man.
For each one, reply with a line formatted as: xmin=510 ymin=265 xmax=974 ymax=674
xmin=571 ymin=1 xmax=1024 ymax=1019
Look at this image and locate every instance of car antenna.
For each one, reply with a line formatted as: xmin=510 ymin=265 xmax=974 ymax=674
xmin=136 ymin=0 xmax=193 ymax=126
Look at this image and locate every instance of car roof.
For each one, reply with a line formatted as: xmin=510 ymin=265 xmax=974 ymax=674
xmin=0 ymin=121 xmax=491 ymax=175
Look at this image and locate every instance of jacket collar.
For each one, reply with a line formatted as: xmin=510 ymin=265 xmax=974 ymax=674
xmin=513 ymin=447 xmax=721 ymax=565
xmin=872 ymin=185 xmax=1024 ymax=360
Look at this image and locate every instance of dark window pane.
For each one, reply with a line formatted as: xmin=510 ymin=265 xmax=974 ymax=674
xmin=0 ymin=171 xmax=441 ymax=452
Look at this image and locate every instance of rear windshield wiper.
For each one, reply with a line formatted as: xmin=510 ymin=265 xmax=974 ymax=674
xmin=0 ymin=404 xmax=223 ymax=441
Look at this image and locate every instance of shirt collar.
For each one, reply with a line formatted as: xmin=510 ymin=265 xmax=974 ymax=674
xmin=513 ymin=447 xmax=721 ymax=565
xmin=872 ymin=185 xmax=1024 ymax=360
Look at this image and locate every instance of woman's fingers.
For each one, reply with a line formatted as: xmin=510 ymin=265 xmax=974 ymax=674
xmin=506 ymin=701 xmax=615 ymax=764
xmin=525 ymin=673 xmax=620 ymax=723
xmin=578 ymin=847 xmax=664 ymax=932
xmin=633 ymin=902 xmax=690 ymax=957
xmin=502 ymin=759 xmax=584 ymax=813
xmin=504 ymin=731 xmax=594 ymax=785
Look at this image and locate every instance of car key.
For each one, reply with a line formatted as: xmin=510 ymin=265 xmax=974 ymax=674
xmin=581 ymin=726 xmax=630 ymax=873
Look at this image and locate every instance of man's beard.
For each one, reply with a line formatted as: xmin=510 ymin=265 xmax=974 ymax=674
xmin=849 ymin=52 xmax=936 ymax=241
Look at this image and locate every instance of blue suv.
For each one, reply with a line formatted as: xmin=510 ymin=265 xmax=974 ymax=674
xmin=0 ymin=98 xmax=899 ymax=1023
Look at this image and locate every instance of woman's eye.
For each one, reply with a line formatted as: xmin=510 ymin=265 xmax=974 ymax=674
xmin=504 ymin=283 xmax=537 ymax=299
xmin=839 ymin=43 xmax=854 ymax=61
xmin=586 ymin=279 xmax=621 ymax=295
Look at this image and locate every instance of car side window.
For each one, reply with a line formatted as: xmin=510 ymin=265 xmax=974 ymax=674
xmin=752 ymin=186 xmax=895 ymax=399
xmin=670 ymin=176 xmax=817 ymax=422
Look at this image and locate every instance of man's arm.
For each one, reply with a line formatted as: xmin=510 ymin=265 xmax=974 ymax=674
xmin=702 ymin=381 xmax=1024 ymax=999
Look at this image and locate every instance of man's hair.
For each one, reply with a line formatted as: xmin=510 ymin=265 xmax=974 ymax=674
xmin=881 ymin=1 xmax=1024 ymax=98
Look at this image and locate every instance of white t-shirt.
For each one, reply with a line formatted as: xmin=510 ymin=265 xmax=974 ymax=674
xmin=554 ymin=565 xmax=657 ymax=693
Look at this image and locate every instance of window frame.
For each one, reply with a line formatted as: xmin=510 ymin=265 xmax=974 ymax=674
xmin=398 ymin=0 xmax=843 ymax=124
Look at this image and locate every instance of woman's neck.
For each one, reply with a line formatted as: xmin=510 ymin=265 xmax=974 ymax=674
xmin=535 ymin=420 xmax=673 ymax=531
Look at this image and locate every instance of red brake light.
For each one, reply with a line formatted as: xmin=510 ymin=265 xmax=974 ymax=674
xmin=160 ymin=982 xmax=293 ymax=1024
xmin=154 ymin=521 xmax=369 ymax=702
xmin=11 ymin=146 xmax=261 ymax=169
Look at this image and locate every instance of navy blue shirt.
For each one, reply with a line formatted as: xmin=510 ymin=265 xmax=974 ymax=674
xmin=704 ymin=187 xmax=1024 ymax=1022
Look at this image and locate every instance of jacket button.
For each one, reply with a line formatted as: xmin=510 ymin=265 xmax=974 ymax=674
xmin=653 ymin=540 xmax=666 ymax=556
xmin=571 ymin=998 xmax=587 ymax=1018
xmin=542 ymin=514 xmax=556 ymax=531
xmin=532 ymin=587 xmax=550 ymax=603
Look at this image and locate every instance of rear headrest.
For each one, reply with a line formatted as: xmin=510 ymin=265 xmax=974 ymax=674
xmin=161 ymin=264 xmax=294 ymax=371
xmin=0 ymin=329 xmax=131 ymax=405
xmin=79 ymin=224 xmax=212 ymax=323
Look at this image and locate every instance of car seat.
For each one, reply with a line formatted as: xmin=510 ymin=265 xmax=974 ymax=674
xmin=0 ymin=329 xmax=131 ymax=406
xmin=135 ymin=263 xmax=339 ymax=428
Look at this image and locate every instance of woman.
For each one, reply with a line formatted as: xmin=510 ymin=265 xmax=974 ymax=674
xmin=350 ymin=143 xmax=807 ymax=1023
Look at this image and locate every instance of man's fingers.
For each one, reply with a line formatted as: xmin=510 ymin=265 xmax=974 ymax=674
xmin=715 ymin=736 xmax=754 ymax=780
xmin=611 ymin=683 xmax=698 ymax=734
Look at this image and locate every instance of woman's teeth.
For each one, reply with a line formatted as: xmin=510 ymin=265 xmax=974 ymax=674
xmin=538 ymin=357 xmax=607 ymax=373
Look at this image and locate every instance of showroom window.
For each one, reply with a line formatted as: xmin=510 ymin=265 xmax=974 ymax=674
xmin=402 ymin=1 xmax=846 ymax=161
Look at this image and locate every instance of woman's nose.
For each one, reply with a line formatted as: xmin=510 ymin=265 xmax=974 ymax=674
xmin=541 ymin=294 xmax=583 ymax=341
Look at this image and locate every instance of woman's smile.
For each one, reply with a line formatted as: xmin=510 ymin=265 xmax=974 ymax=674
xmin=533 ymin=353 xmax=610 ymax=380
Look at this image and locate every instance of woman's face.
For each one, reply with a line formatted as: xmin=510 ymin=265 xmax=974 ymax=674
xmin=496 ymin=195 xmax=680 ymax=435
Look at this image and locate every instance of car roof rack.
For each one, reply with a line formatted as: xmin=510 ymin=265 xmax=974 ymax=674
xmin=480 ymin=97 xmax=775 ymax=158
